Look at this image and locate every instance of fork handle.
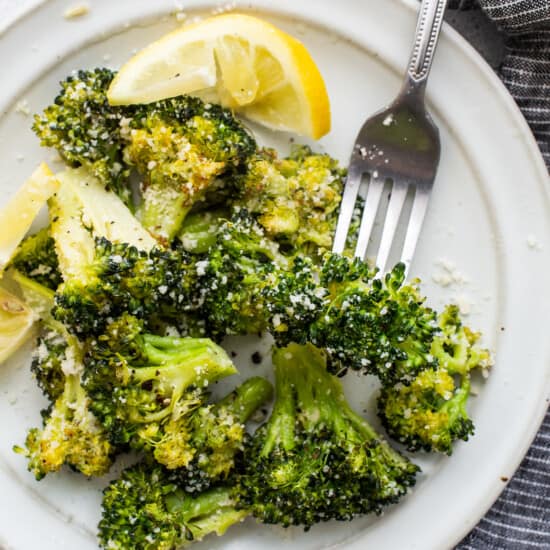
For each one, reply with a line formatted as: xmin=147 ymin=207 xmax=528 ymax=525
xmin=406 ymin=0 xmax=448 ymax=87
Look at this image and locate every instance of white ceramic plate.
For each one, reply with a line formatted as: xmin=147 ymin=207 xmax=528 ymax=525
xmin=1 ymin=1 xmax=549 ymax=549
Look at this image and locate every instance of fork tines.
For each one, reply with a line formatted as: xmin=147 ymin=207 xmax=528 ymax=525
xmin=332 ymin=162 xmax=431 ymax=276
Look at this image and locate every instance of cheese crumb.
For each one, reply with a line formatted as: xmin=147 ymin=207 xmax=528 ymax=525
xmin=432 ymin=257 xmax=469 ymax=288
xmin=453 ymin=294 xmax=472 ymax=316
xmin=63 ymin=3 xmax=90 ymax=19
xmin=211 ymin=1 xmax=237 ymax=15
xmin=60 ymin=346 xmax=82 ymax=376
xmin=14 ymin=100 xmax=30 ymax=116
xmin=195 ymin=260 xmax=209 ymax=276
xmin=526 ymin=233 xmax=542 ymax=250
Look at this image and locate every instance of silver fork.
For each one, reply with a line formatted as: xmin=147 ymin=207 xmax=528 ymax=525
xmin=332 ymin=0 xmax=448 ymax=276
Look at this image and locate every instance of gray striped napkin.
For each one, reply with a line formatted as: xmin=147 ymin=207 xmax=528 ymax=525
xmin=447 ymin=1 xmax=550 ymax=548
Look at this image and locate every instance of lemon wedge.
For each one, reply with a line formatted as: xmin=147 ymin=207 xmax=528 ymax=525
xmin=107 ymin=14 xmax=330 ymax=139
xmin=0 ymin=286 xmax=35 ymax=365
xmin=0 ymin=163 xmax=59 ymax=273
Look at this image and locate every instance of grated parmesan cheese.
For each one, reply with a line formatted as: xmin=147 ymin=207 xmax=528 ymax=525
xmin=63 ymin=3 xmax=90 ymax=19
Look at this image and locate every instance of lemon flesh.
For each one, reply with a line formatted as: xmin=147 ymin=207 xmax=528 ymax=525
xmin=0 ymin=286 xmax=35 ymax=365
xmin=107 ymin=14 xmax=330 ymax=139
xmin=0 ymin=163 xmax=59 ymax=273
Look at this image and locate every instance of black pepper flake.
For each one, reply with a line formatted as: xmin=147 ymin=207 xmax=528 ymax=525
xmin=251 ymin=351 xmax=262 ymax=365
xmin=230 ymin=351 xmax=238 ymax=358
xmin=500 ymin=476 xmax=509 ymax=482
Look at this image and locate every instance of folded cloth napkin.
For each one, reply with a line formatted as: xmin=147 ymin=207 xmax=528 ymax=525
xmin=449 ymin=0 xmax=550 ymax=166
xmin=446 ymin=3 xmax=550 ymax=548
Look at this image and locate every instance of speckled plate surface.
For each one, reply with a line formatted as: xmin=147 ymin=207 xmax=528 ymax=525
xmin=0 ymin=1 xmax=549 ymax=549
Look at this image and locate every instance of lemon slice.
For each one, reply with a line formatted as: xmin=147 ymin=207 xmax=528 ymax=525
xmin=107 ymin=14 xmax=330 ymax=139
xmin=0 ymin=163 xmax=59 ymax=272
xmin=0 ymin=286 xmax=35 ymax=365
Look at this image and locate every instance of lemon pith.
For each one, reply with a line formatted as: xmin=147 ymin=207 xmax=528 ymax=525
xmin=0 ymin=163 xmax=59 ymax=272
xmin=0 ymin=286 xmax=35 ymax=365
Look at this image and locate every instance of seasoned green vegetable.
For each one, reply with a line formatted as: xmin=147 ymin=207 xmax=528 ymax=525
xmin=99 ymin=462 xmax=246 ymax=550
xmin=33 ymin=68 xmax=133 ymax=205
xmin=10 ymin=227 xmax=62 ymax=290
xmin=83 ymin=314 xmax=238 ymax=467
xmin=237 ymin=343 xmax=419 ymax=529
xmin=236 ymin=145 xmax=345 ymax=255
xmin=378 ymin=305 xmax=492 ymax=454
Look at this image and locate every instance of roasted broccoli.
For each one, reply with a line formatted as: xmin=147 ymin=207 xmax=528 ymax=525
xmin=32 ymin=68 xmax=133 ymax=205
xmin=378 ymin=305 xmax=493 ymax=454
xmin=48 ymin=167 xmax=164 ymax=335
xmin=17 ymin=62 xmax=494 ymax=550
xmin=198 ymin=208 xmax=287 ymax=338
xmin=9 ymin=226 xmax=62 ymax=290
xmin=125 ymin=97 xmax=256 ymax=242
xmin=236 ymin=343 xmax=419 ymax=529
xmin=265 ymin=254 xmax=327 ymax=344
xmin=12 ymin=271 xmax=114 ymax=478
xmin=309 ymin=257 xmax=438 ymax=383
xmin=53 ymin=236 xmax=200 ymax=336
xmin=236 ymin=145 xmax=345 ymax=254
xmin=82 ymin=314 xmax=238 ymax=467
xmin=174 ymin=376 xmax=273 ymax=492
xmin=99 ymin=461 xmax=247 ymax=550
xmin=33 ymin=68 xmax=257 ymax=226
xmin=15 ymin=369 xmax=114 ymax=480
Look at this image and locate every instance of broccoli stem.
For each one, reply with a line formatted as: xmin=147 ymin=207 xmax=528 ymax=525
xmin=167 ymin=486 xmax=232 ymax=517
xmin=126 ymin=338 xmax=237 ymax=423
xmin=166 ymin=486 xmax=248 ymax=541
xmin=137 ymin=182 xmax=192 ymax=242
xmin=190 ymin=508 xmax=248 ymax=539
xmin=178 ymin=208 xmax=228 ymax=254
xmin=262 ymin=354 xmax=297 ymax=456
xmin=215 ymin=376 xmax=273 ymax=424
xmin=272 ymin=343 xmax=412 ymax=470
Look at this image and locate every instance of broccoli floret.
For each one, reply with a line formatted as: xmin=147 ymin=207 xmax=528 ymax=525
xmin=265 ymin=254 xmax=327 ymax=345
xmin=10 ymin=227 xmax=62 ymax=290
xmin=11 ymin=272 xmax=114 ymax=479
xmin=310 ymin=257 xmax=438 ymax=383
xmin=236 ymin=145 xmax=345 ymax=255
xmin=47 ymin=168 xmax=171 ymax=335
xmin=378 ymin=305 xmax=493 ymax=454
xmin=431 ymin=305 xmax=493 ymax=376
xmin=54 ymin=237 xmax=200 ymax=336
xmin=125 ymin=97 xmax=256 ymax=242
xmin=83 ymin=314 xmax=238 ymax=468
xmin=198 ymin=209 xmax=287 ymax=338
xmin=236 ymin=343 xmax=419 ymax=529
xmin=174 ymin=376 xmax=273 ymax=493
xmin=378 ymin=369 xmax=473 ymax=455
xmin=99 ymin=462 xmax=247 ymax=550
xmin=14 ymin=368 xmax=114 ymax=480
xmin=32 ymin=68 xmax=133 ymax=205
xmin=33 ymin=68 xmax=257 ymax=221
